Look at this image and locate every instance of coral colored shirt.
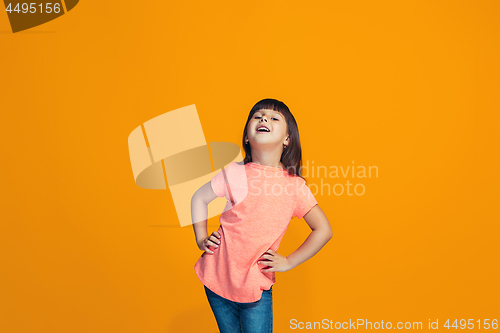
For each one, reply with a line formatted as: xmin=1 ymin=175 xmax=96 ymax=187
xmin=194 ymin=161 xmax=318 ymax=303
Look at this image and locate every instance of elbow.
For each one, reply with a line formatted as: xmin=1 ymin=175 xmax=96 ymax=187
xmin=191 ymin=190 xmax=200 ymax=206
xmin=325 ymin=225 xmax=333 ymax=241
xmin=314 ymin=226 xmax=332 ymax=241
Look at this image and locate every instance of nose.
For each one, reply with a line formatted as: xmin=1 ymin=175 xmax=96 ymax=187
xmin=260 ymin=116 xmax=268 ymax=122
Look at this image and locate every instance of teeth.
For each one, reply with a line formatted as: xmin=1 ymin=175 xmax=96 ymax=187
xmin=258 ymin=127 xmax=269 ymax=132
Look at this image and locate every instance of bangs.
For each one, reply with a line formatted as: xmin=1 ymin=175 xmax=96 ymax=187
xmin=250 ymin=99 xmax=290 ymax=119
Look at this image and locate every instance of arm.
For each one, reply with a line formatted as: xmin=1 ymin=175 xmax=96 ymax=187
xmin=286 ymin=204 xmax=332 ymax=269
xmin=259 ymin=204 xmax=332 ymax=272
xmin=191 ymin=181 xmax=221 ymax=254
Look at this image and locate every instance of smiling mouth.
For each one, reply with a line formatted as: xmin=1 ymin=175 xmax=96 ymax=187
xmin=256 ymin=127 xmax=270 ymax=133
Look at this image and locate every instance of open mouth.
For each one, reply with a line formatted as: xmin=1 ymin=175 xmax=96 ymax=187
xmin=256 ymin=126 xmax=270 ymax=132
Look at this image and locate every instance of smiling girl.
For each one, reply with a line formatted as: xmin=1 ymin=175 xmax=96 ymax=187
xmin=192 ymin=98 xmax=332 ymax=333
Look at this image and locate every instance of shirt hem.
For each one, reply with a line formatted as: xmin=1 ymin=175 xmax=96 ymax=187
xmin=194 ymin=265 xmax=268 ymax=303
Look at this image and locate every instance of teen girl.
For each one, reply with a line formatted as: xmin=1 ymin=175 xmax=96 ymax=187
xmin=192 ymin=98 xmax=332 ymax=333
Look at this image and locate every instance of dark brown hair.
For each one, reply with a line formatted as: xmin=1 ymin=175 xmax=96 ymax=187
xmin=242 ymin=98 xmax=305 ymax=180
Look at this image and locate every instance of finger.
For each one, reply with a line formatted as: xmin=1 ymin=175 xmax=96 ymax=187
xmin=204 ymin=246 xmax=214 ymax=254
xmin=266 ymin=249 xmax=275 ymax=255
xmin=213 ymin=231 xmax=221 ymax=238
xmin=207 ymin=239 xmax=219 ymax=248
xmin=261 ymin=267 xmax=274 ymax=273
xmin=209 ymin=235 xmax=221 ymax=244
xmin=259 ymin=254 xmax=272 ymax=260
xmin=208 ymin=235 xmax=219 ymax=243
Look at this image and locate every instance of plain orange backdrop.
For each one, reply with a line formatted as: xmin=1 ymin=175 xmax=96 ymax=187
xmin=1 ymin=0 xmax=499 ymax=332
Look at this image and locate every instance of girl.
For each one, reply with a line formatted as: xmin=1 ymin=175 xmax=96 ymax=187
xmin=192 ymin=98 xmax=332 ymax=333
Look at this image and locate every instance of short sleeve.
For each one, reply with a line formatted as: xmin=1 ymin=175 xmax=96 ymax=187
xmin=210 ymin=168 xmax=226 ymax=198
xmin=293 ymin=180 xmax=318 ymax=219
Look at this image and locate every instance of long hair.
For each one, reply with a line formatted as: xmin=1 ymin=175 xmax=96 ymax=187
xmin=242 ymin=98 xmax=304 ymax=180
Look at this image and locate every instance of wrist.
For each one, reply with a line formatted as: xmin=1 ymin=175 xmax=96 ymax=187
xmin=196 ymin=236 xmax=208 ymax=250
xmin=285 ymin=256 xmax=295 ymax=271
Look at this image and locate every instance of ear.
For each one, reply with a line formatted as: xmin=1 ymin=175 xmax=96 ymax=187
xmin=284 ymin=135 xmax=289 ymax=145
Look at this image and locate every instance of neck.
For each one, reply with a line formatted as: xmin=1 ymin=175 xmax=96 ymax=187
xmin=250 ymin=148 xmax=284 ymax=168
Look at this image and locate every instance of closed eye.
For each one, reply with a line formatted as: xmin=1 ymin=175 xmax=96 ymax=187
xmin=254 ymin=116 xmax=279 ymax=121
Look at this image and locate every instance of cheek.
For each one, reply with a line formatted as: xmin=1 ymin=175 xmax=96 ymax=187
xmin=276 ymin=124 xmax=286 ymax=133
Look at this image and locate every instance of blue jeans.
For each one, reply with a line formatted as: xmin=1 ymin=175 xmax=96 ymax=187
xmin=204 ymin=285 xmax=273 ymax=333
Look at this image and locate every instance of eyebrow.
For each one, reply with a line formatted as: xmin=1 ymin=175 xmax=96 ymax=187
xmin=254 ymin=111 xmax=283 ymax=118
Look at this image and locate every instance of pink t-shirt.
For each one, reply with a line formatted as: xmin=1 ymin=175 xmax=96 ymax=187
xmin=194 ymin=161 xmax=318 ymax=303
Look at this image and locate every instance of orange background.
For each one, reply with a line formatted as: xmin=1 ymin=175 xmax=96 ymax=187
xmin=1 ymin=1 xmax=499 ymax=332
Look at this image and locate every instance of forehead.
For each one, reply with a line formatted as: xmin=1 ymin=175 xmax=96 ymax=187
xmin=254 ymin=109 xmax=283 ymax=117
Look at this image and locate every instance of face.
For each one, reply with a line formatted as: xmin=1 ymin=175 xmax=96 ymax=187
xmin=246 ymin=109 xmax=289 ymax=148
